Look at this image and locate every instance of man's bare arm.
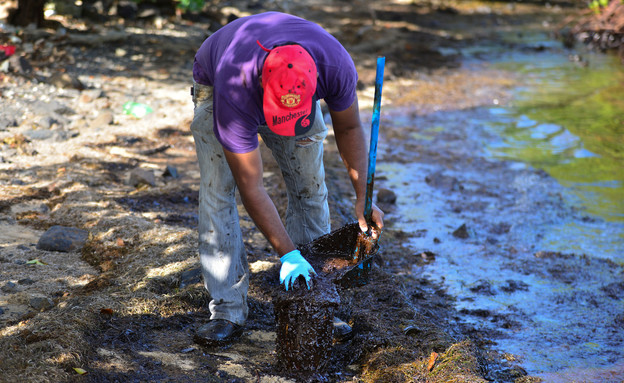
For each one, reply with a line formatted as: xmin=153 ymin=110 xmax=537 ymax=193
xmin=329 ymin=96 xmax=384 ymax=234
xmin=222 ymin=147 xmax=296 ymax=256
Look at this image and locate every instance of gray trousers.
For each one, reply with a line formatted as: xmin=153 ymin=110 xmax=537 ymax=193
xmin=190 ymin=82 xmax=330 ymax=325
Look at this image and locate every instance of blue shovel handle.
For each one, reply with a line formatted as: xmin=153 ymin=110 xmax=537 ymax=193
xmin=364 ymin=56 xmax=385 ymax=226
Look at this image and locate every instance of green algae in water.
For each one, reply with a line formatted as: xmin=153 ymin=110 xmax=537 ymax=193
xmin=490 ymin=52 xmax=624 ymax=221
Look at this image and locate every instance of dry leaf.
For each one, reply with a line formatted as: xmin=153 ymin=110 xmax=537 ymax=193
xmin=427 ymin=351 xmax=438 ymax=371
xmin=73 ymin=367 xmax=87 ymax=375
xmin=100 ymin=308 xmax=114 ymax=316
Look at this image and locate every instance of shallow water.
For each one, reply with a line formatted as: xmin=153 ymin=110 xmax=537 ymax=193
xmin=376 ymin=28 xmax=624 ymax=382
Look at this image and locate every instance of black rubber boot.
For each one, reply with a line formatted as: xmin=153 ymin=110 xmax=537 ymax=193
xmin=194 ymin=319 xmax=244 ymax=346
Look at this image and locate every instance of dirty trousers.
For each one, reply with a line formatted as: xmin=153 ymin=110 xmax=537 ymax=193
xmin=190 ymin=82 xmax=331 ymax=325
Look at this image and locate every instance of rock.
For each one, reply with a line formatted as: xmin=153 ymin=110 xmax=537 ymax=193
xmin=28 ymin=129 xmax=71 ymax=142
xmin=403 ymin=323 xmax=424 ymax=336
xmin=490 ymin=222 xmax=511 ymax=235
xmin=377 ymin=188 xmax=397 ymax=204
xmin=90 ymin=110 xmax=114 ymax=129
xmin=452 ymin=223 xmax=470 ymax=239
xmin=163 ymin=164 xmax=179 ymax=179
xmin=18 ymin=277 xmax=35 ymax=285
xmin=1 ymin=281 xmax=17 ymax=293
xmin=127 ymin=167 xmax=156 ymax=187
xmin=34 ymin=116 xmax=58 ymax=130
xmin=0 ymin=115 xmax=18 ymax=130
xmin=501 ymin=279 xmax=529 ymax=293
xmin=29 ymin=296 xmax=55 ymax=311
xmin=29 ymin=100 xmax=75 ymax=117
xmin=179 ymin=267 xmax=202 ymax=288
xmin=52 ymin=104 xmax=77 ymax=116
xmin=53 ymin=0 xmax=81 ymax=17
xmin=79 ymin=89 xmax=104 ymax=104
xmin=469 ymin=280 xmax=496 ymax=295
xmin=82 ymin=0 xmax=112 ymax=22
xmin=7 ymin=55 xmax=33 ymax=74
xmin=116 ymin=0 xmax=138 ymax=19
xmin=10 ymin=201 xmax=49 ymax=216
xmin=425 ymin=171 xmax=462 ymax=192
xmin=36 ymin=225 xmax=89 ymax=252
xmin=601 ymin=282 xmax=624 ymax=300
xmin=48 ymin=72 xmax=85 ymax=90
xmin=137 ymin=4 xmax=160 ymax=19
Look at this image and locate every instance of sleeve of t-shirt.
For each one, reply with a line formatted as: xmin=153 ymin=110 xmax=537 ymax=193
xmin=212 ymin=88 xmax=260 ymax=154
xmin=322 ymin=59 xmax=358 ymax=112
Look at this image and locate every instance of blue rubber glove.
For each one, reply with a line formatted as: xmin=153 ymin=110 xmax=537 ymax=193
xmin=279 ymin=249 xmax=316 ymax=291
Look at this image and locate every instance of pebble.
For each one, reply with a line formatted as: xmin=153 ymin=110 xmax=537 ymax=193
xmin=29 ymin=296 xmax=55 ymax=311
xmin=24 ymin=128 xmax=71 ymax=141
xmin=425 ymin=171 xmax=463 ymax=192
xmin=36 ymin=225 xmax=89 ymax=252
xmin=452 ymin=223 xmax=470 ymax=239
xmin=11 ymin=200 xmax=50 ymax=216
xmin=0 ymin=115 xmax=18 ymax=130
xmin=163 ymin=164 xmax=179 ymax=179
xmin=48 ymin=72 xmax=85 ymax=90
xmin=34 ymin=116 xmax=59 ymax=130
xmin=127 ymin=167 xmax=156 ymax=187
xmin=179 ymin=267 xmax=202 ymax=288
xmin=6 ymin=55 xmax=32 ymax=74
xmin=79 ymin=89 xmax=104 ymax=104
xmin=1 ymin=281 xmax=17 ymax=293
xmin=89 ymin=110 xmax=114 ymax=129
xmin=29 ymin=99 xmax=71 ymax=117
xmin=377 ymin=188 xmax=397 ymax=204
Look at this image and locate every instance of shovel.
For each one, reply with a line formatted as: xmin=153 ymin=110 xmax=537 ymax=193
xmin=352 ymin=56 xmax=385 ymax=263
xmin=300 ymin=56 xmax=385 ymax=288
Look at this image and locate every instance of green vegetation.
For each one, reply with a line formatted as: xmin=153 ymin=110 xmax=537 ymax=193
xmin=588 ymin=0 xmax=622 ymax=14
xmin=493 ymin=53 xmax=624 ymax=220
xmin=176 ymin=0 xmax=205 ymax=12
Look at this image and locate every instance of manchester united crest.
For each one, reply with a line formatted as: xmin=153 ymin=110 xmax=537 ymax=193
xmin=280 ymin=93 xmax=301 ymax=108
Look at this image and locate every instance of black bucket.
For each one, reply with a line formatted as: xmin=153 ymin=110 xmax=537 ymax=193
xmin=273 ymin=277 xmax=340 ymax=374
xmin=272 ymin=223 xmax=380 ymax=376
xmin=300 ymin=222 xmax=379 ymax=288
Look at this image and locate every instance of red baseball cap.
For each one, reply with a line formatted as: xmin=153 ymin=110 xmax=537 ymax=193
xmin=258 ymin=41 xmax=317 ymax=136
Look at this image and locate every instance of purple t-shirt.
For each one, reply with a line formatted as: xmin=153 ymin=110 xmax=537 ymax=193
xmin=193 ymin=12 xmax=358 ymax=153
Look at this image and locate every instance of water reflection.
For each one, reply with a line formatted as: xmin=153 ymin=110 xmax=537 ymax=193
xmin=375 ymin=44 xmax=624 ymax=380
xmin=488 ymin=48 xmax=624 ymax=221
xmin=378 ymin=105 xmax=624 ymax=380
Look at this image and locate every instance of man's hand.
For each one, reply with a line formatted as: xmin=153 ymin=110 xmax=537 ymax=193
xmin=355 ymin=198 xmax=384 ymax=238
xmin=280 ymin=249 xmax=316 ymax=291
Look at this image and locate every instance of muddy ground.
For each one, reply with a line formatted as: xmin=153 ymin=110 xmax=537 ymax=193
xmin=0 ymin=1 xmax=586 ymax=382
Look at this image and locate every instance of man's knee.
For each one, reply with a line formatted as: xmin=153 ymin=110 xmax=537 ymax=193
xmin=295 ymin=131 xmax=326 ymax=147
